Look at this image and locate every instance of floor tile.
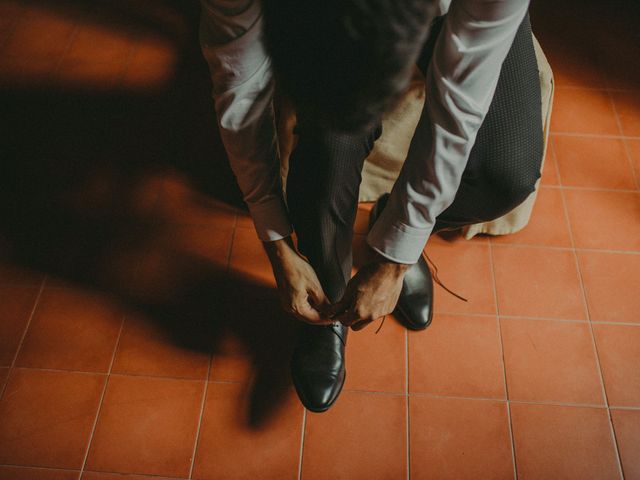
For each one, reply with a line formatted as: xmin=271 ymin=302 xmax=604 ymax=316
xmin=112 ymin=312 xmax=211 ymax=380
xmin=510 ymin=403 xmax=620 ymax=480
xmin=544 ymin=43 xmax=607 ymax=89
xmin=593 ymin=324 xmax=640 ymax=407
xmin=170 ymin=224 xmax=234 ymax=269
xmin=409 ymin=396 xmax=513 ymax=480
xmin=353 ymin=202 xmax=373 ymax=235
xmin=0 ymin=466 xmax=79 ymax=480
xmin=302 ymin=391 xmax=406 ymax=480
xmin=424 ymin=237 xmax=496 ymax=315
xmin=409 ymin=314 xmax=504 ymax=399
xmin=15 ymin=287 xmax=123 ymax=372
xmin=86 ymin=375 xmax=204 ymax=477
xmin=0 ymin=261 xmax=44 ymax=286
xmin=209 ymin=329 xmax=254 ymax=383
xmin=82 ymin=473 xmax=178 ymax=480
xmin=540 ymin=146 xmax=559 ymax=186
xmin=491 ymin=187 xmax=572 ymax=247
xmin=554 ymin=136 xmax=636 ymax=190
xmin=0 ymin=368 xmax=105 ymax=469
xmin=155 ymin=175 xmax=238 ymax=229
xmin=492 ymin=246 xmax=586 ymax=320
xmin=627 ymin=139 xmax=640 ymax=189
xmin=3 ymin=7 xmax=76 ymax=61
xmin=64 ymin=24 xmax=132 ymax=64
xmin=229 ymin=227 xmax=276 ymax=288
xmin=578 ymin=251 xmax=640 ymax=323
xmin=343 ymin=315 xmax=406 ymax=393
xmin=501 ymin=319 xmax=603 ymax=404
xmin=612 ymin=90 xmax=640 ymax=137
xmin=122 ymin=37 xmax=177 ymax=91
xmin=0 ymin=367 xmax=8 ymax=391
xmin=0 ymin=287 xmax=39 ymax=366
xmin=56 ymin=59 xmax=127 ymax=91
xmin=0 ymin=1 xmax=24 ymax=41
xmin=0 ymin=56 xmax=59 ymax=87
xmin=610 ymin=409 xmax=640 ymax=480
xmin=600 ymin=38 xmax=640 ymax=90
xmin=550 ymin=88 xmax=620 ymax=135
xmin=563 ymin=189 xmax=640 ymax=251
xmin=192 ymin=382 xmax=303 ymax=480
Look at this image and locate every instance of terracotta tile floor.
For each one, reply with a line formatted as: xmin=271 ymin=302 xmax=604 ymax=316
xmin=1 ymin=0 xmax=639 ymax=479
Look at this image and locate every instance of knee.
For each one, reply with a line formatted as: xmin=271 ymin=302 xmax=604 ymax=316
xmin=486 ymin=164 xmax=540 ymax=212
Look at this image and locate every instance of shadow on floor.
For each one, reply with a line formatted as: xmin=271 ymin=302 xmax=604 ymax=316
xmin=1 ymin=0 xmax=293 ymax=427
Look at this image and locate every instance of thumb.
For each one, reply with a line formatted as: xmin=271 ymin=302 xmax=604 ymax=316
xmin=308 ymin=285 xmax=330 ymax=313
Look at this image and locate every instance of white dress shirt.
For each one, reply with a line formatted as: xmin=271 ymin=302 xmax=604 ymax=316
xmin=200 ymin=0 xmax=530 ymax=264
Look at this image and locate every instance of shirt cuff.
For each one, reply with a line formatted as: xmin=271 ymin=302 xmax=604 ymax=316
xmin=247 ymin=196 xmax=293 ymax=242
xmin=366 ymin=215 xmax=432 ymax=265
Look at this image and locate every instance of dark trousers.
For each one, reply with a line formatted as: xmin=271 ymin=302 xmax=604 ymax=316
xmin=286 ymin=14 xmax=543 ymax=303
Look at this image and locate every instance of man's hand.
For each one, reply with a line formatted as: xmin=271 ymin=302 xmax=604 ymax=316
xmin=329 ymin=249 xmax=410 ymax=331
xmin=264 ymin=237 xmax=332 ymax=325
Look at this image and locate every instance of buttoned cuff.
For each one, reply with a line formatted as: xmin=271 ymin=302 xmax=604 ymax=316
xmin=366 ymin=216 xmax=432 ymax=265
xmin=247 ymin=197 xmax=293 ymax=242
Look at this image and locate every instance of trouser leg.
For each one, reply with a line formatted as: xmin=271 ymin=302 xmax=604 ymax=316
xmin=418 ymin=13 xmax=544 ymax=231
xmin=285 ymin=121 xmax=382 ymax=302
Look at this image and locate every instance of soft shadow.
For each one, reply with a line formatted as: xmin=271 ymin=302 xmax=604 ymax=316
xmin=1 ymin=0 xmax=292 ymax=427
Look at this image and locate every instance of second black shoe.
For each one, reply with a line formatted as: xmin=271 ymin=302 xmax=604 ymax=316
xmin=291 ymin=322 xmax=347 ymax=412
xmin=369 ymin=193 xmax=434 ymax=330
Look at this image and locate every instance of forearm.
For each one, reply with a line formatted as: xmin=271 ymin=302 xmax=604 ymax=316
xmin=367 ymin=0 xmax=530 ymax=264
xmin=200 ymin=0 xmax=292 ymax=241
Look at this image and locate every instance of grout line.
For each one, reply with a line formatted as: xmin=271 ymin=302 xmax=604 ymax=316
xmin=608 ymin=86 xmax=640 ymax=191
xmin=553 ymin=85 xmax=640 ymax=94
xmin=559 ymin=175 xmax=626 ymax=479
xmin=491 ymin=242 xmax=640 ymax=255
xmin=187 ymin=350 xmax=213 ymax=479
xmin=78 ymin=314 xmax=125 ymax=480
xmin=341 ymin=389 xmax=406 ymax=397
xmin=488 ymin=240 xmax=518 ymax=480
xmin=0 ymin=276 xmax=47 ymax=401
xmin=297 ymin=408 xmax=307 ymax=480
xmin=85 ymin=467 xmax=189 ymax=480
xmin=0 ymin=11 xmax=24 ymax=53
xmin=0 ymin=464 xmax=80 ymax=475
xmin=537 ymin=184 xmax=639 ymax=194
xmin=433 ymin=311 xmax=639 ymax=326
xmin=114 ymin=39 xmax=137 ymax=89
xmin=609 ymin=405 xmax=640 ymax=411
xmin=4 ymin=365 xmax=210 ymax=382
xmin=405 ymin=328 xmax=410 ymax=480
xmin=550 ymin=131 xmax=640 ymax=141
xmin=408 ymin=391 xmax=611 ymax=409
xmin=52 ymin=24 xmax=80 ymax=76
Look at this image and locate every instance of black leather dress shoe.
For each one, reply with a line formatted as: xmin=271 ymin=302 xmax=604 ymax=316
xmin=291 ymin=322 xmax=347 ymax=412
xmin=369 ymin=194 xmax=434 ymax=330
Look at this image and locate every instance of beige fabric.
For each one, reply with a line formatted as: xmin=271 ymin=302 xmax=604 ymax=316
xmin=277 ymin=35 xmax=554 ymax=238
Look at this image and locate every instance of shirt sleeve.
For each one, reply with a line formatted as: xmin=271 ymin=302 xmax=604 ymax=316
xmin=199 ymin=0 xmax=292 ymax=241
xmin=367 ymin=0 xmax=530 ymax=264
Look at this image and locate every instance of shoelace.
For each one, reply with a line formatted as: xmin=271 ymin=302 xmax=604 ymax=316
xmin=330 ymin=322 xmax=346 ymax=346
xmin=374 ymin=251 xmax=468 ymax=334
xmin=422 ymin=251 xmax=468 ymax=303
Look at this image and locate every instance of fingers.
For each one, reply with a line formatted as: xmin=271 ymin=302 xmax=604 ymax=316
xmin=332 ymin=309 xmax=359 ymax=327
xmin=308 ymin=285 xmax=331 ymax=315
xmin=351 ymin=319 xmax=374 ymax=331
xmin=291 ymin=296 xmax=334 ymax=326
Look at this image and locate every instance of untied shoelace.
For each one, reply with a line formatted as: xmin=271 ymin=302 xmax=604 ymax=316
xmin=373 ymin=251 xmax=468 ymax=334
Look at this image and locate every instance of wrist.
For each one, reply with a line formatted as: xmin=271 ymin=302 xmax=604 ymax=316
xmin=263 ymin=236 xmax=296 ymax=264
xmin=367 ymin=247 xmax=411 ymax=274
